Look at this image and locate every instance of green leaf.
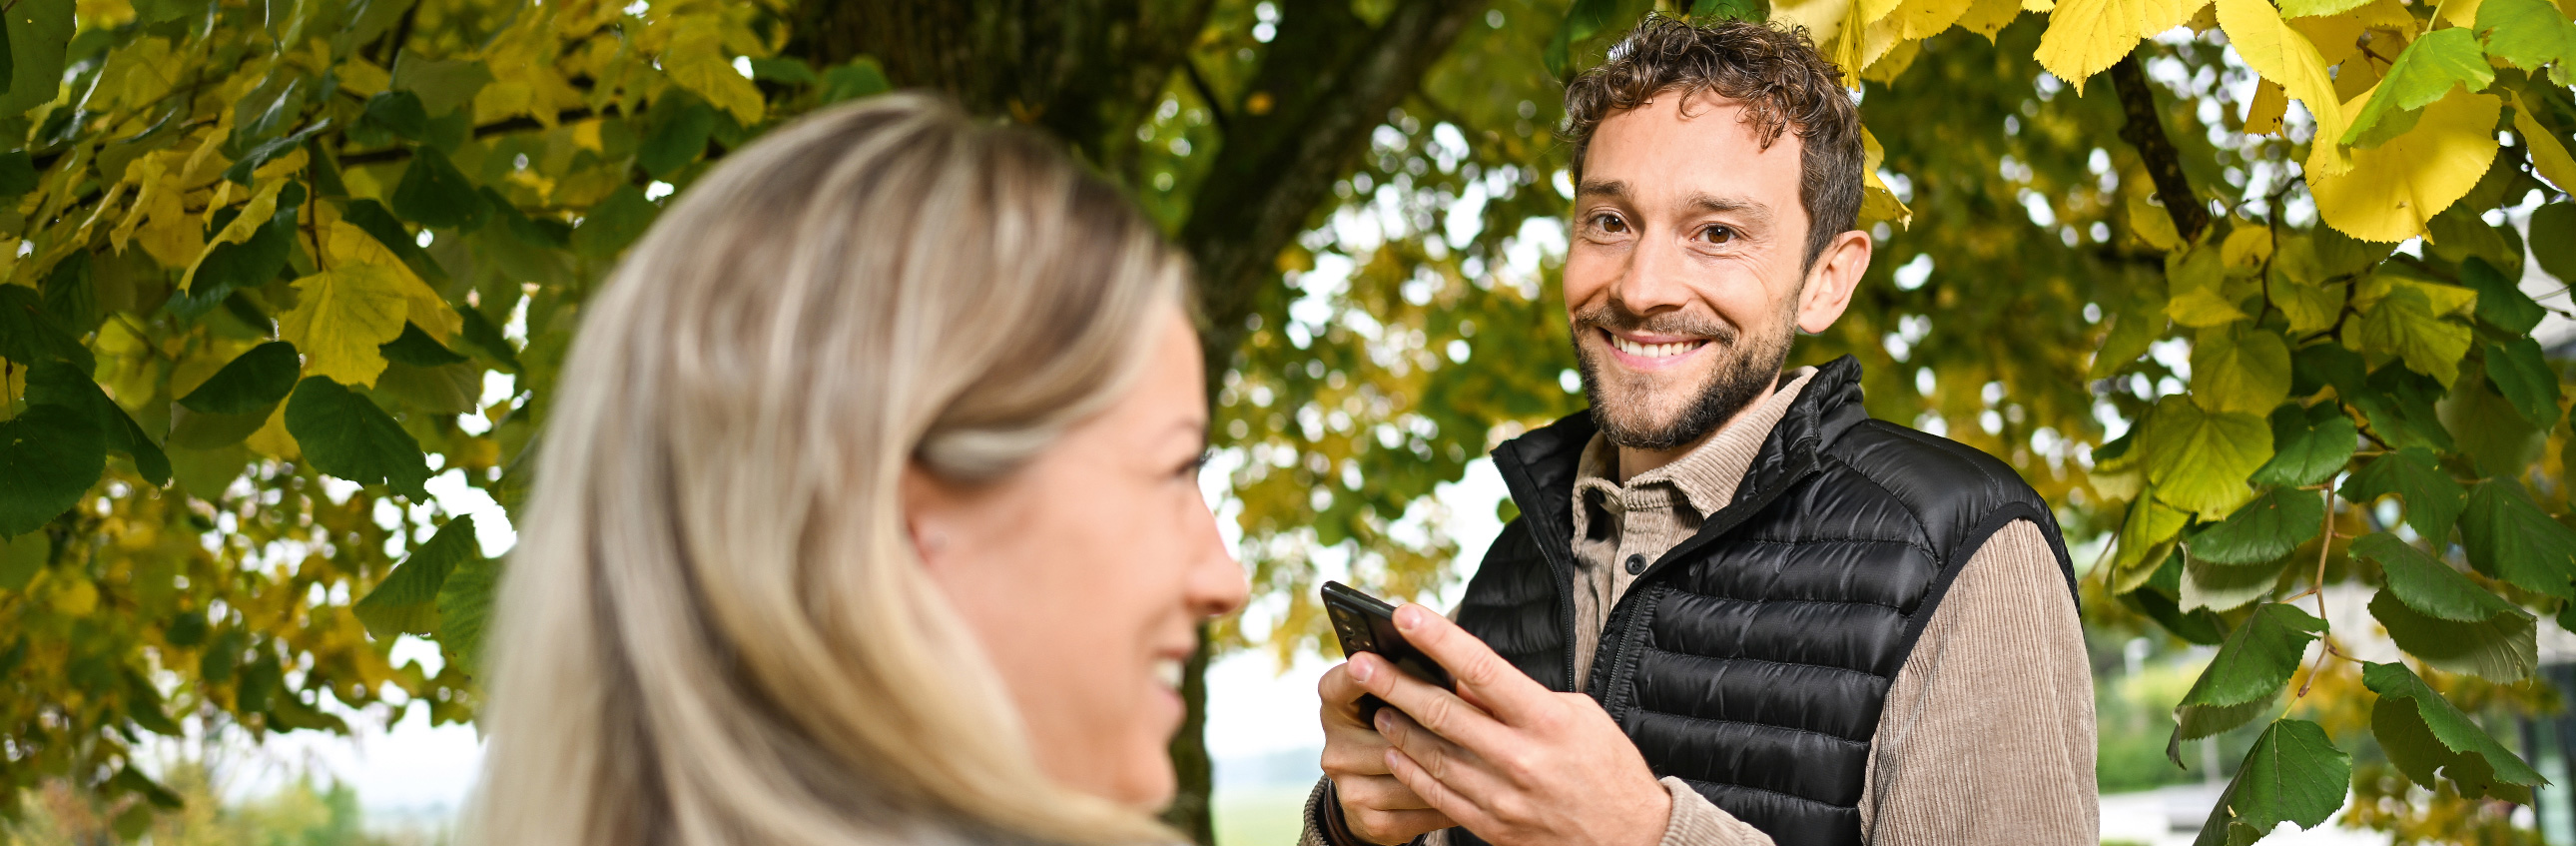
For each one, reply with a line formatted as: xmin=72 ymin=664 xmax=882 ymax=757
xmin=2190 ymin=487 xmax=2324 ymax=565
xmin=391 ymin=146 xmax=487 ymax=231
xmin=0 ymin=151 xmax=33 ymax=198
xmin=360 ymin=90 xmax=430 ymax=142
xmin=2089 ymin=308 xmax=2164 ymax=380
xmin=177 ymin=186 xmax=302 ymax=317
xmin=2476 ymin=0 xmax=2576 ymax=72
xmin=2352 ymin=531 xmax=2521 ymax=622
xmin=282 ymin=377 xmax=431 ymax=498
xmin=571 ymin=184 xmax=657 ymax=260
xmin=390 ymin=53 xmax=492 ymax=117
xmin=2364 ymin=661 xmax=2548 ymax=801
xmin=2252 ymin=404 xmax=2355 ymax=487
xmin=220 ymin=119 xmax=330 ymax=186
xmin=2141 ymin=397 xmax=2274 ymax=518
xmin=2341 ymin=29 xmax=2496 ymax=148
xmin=2338 ymin=447 xmax=2465 ymax=542
xmin=352 ymin=515 xmax=478 ymax=639
xmin=2460 ymin=478 xmax=2576 ymax=599
xmin=2460 ymin=257 xmax=2544 ymax=335
xmin=2534 ymin=203 xmax=2576 ymax=283
xmin=343 ymin=198 xmax=452 ymax=287
xmin=107 ymin=765 xmax=183 ymax=810
xmin=2113 ymin=491 xmax=2192 ymax=592
xmin=2173 ymin=603 xmax=2325 ymax=741
xmin=2356 ymin=284 xmax=2474 ymax=388
xmin=2192 ymin=326 xmax=2292 ymax=415
xmin=179 ymin=342 xmax=301 ymax=415
xmin=638 ymin=89 xmax=717 ymax=178
xmin=1546 ymin=0 xmax=1625 ymax=80
xmin=2190 ymin=720 xmax=2350 ymax=846
xmin=2181 ymin=554 xmax=2291 ymax=612
xmin=0 ymin=284 xmax=94 ymax=372
xmin=2369 ymin=590 xmax=2537 ymax=680
xmin=817 ymin=57 xmax=891 ymax=105
xmin=0 ymin=0 xmax=72 ymax=119
xmin=2483 ymin=339 xmax=2561 ymax=429
xmin=1690 ymin=0 xmax=1768 ymax=21
xmin=434 ymin=551 xmax=502 ymax=673
xmin=0 ymin=403 xmax=104 ymax=536
xmin=457 ymin=304 xmax=521 ymax=373
xmin=379 ymin=322 xmax=466 ymax=367
xmin=26 ymin=361 xmax=167 ymax=487
xmin=748 ymin=55 xmax=817 ymax=85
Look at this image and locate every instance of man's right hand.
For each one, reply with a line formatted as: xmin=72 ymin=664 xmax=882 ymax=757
xmin=1321 ymin=660 xmax=1458 ymax=844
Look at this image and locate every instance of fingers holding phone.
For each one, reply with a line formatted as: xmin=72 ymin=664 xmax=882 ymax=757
xmin=1321 ymin=660 xmax=1452 ymax=843
xmin=1319 ymin=582 xmax=1458 ymax=844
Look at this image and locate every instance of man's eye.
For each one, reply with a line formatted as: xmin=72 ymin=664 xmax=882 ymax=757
xmin=1698 ymin=225 xmax=1736 ymax=244
xmin=1593 ymin=214 xmax=1628 ymax=234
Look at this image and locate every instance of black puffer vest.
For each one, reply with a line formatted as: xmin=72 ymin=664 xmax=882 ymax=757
xmin=1447 ymin=357 xmax=2076 ymax=846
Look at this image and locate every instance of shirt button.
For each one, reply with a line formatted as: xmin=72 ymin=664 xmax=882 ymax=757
xmin=1624 ymin=553 xmax=1647 ymax=574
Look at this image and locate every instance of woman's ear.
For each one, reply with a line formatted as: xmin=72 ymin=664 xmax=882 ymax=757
xmin=899 ymin=463 xmax=953 ymax=568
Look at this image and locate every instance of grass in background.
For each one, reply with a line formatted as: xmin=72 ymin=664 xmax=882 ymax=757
xmin=1216 ymin=785 xmax=1316 ymax=846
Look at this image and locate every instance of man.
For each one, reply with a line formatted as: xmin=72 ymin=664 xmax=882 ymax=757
xmin=1300 ymin=16 xmax=2095 ymax=846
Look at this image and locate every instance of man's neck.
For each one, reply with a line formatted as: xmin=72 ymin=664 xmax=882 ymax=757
xmin=1615 ymin=378 xmax=1778 ymax=482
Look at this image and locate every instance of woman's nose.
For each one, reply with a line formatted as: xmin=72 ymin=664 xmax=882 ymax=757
xmin=1186 ymin=503 xmax=1249 ymax=617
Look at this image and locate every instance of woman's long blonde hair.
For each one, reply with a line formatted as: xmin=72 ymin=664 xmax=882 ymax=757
xmin=466 ymin=93 xmax=1190 ymax=846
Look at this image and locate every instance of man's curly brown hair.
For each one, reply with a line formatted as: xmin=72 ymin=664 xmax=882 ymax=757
xmin=1563 ymin=15 xmax=1865 ymax=271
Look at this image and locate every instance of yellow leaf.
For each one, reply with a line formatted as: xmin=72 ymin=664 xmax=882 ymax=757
xmin=2441 ymin=0 xmax=2485 ymax=27
xmin=664 ymin=22 xmax=764 ymax=126
xmin=1773 ymin=0 xmax=1859 ymax=45
xmin=181 ymin=178 xmax=289 ymax=292
xmin=2246 ymin=80 xmax=2287 ymax=135
xmin=2514 ymin=92 xmax=2576 ymax=194
xmin=2024 ymin=0 xmax=2057 ymax=11
xmin=117 ymin=157 xmax=203 ymax=269
xmin=339 ymin=56 xmax=392 ymax=97
xmin=1957 ymin=0 xmax=2027 ymax=39
xmin=2221 ymin=225 xmax=2273 ymax=271
xmin=2217 ymin=0 xmax=2352 ymax=173
xmin=2310 ymin=88 xmax=2502 ymax=243
xmin=2191 ymin=324 xmax=2292 ymax=414
xmin=2037 ymin=0 xmax=2211 ymax=87
xmin=1891 ymin=0 xmax=1978 ymax=38
xmin=2129 ymin=190 xmax=2185 ymax=251
xmin=2356 ymin=283 xmax=2474 ymax=386
xmin=2353 ymin=272 xmax=2476 ymax=317
xmin=1860 ymin=128 xmax=1913 ymax=228
xmin=322 ymin=220 xmax=460 ymax=343
xmin=281 ymin=261 xmax=409 ymax=388
xmin=1862 ymin=0 xmax=1907 ymax=25
xmin=2167 ymin=246 xmax=2249 ymax=326
xmin=245 ymin=403 xmax=300 ymax=459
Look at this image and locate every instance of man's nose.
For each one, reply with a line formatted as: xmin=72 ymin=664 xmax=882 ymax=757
xmin=1610 ymin=234 xmax=1695 ymax=317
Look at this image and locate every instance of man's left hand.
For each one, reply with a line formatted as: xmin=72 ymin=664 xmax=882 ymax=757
xmin=1349 ymin=603 xmax=1672 ymax=846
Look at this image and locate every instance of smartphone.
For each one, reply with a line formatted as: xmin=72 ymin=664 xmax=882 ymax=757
xmin=1321 ymin=580 xmax=1455 ymax=722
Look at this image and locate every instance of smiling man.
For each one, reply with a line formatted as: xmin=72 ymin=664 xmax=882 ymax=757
xmin=1301 ymin=17 xmax=2096 ymax=846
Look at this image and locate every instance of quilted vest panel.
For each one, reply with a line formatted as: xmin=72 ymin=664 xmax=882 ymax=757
xmin=1447 ymin=357 xmax=2075 ymax=846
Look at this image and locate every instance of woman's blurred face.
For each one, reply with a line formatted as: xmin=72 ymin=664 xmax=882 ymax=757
xmin=906 ymin=303 xmax=1249 ymax=808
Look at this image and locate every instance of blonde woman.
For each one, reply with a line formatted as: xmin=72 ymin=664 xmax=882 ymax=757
xmin=465 ymin=93 xmax=1248 ymax=845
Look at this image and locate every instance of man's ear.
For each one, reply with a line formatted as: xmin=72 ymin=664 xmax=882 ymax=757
xmin=1795 ymin=229 xmax=1873 ymax=334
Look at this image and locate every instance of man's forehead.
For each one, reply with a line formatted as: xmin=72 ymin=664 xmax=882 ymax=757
xmin=1582 ymin=93 xmax=1802 ymax=212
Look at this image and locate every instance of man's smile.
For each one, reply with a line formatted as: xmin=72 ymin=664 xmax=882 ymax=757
xmin=1601 ymin=328 xmax=1711 ymax=371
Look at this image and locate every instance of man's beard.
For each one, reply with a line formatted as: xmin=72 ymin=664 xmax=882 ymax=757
xmin=1572 ymin=302 xmax=1796 ymax=451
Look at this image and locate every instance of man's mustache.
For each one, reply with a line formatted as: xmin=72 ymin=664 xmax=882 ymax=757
xmin=1571 ymin=305 xmax=1741 ymax=347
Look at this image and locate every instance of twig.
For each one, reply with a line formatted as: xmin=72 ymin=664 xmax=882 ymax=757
xmin=2296 ymin=485 xmax=2337 ymax=697
xmin=2109 ymin=54 xmax=2208 ymax=243
xmin=1179 ymin=60 xmax=1230 ymax=136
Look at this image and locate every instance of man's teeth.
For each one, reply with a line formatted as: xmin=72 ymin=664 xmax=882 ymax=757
xmin=1611 ymin=336 xmax=1700 ymax=359
xmin=1154 ymin=658 xmax=1183 ymax=690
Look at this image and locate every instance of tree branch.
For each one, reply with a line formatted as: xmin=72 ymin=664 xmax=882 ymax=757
xmin=2109 ymin=54 xmax=2207 ymax=244
xmin=1180 ymin=0 xmax=1489 ymax=393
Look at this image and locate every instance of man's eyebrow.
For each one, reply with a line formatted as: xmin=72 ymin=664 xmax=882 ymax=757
xmin=1576 ymin=179 xmax=1629 ymax=200
xmin=1685 ymin=193 xmax=1772 ymax=226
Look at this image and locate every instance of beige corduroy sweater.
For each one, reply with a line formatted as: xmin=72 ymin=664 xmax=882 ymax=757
xmin=1302 ymin=368 xmax=2098 ymax=846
